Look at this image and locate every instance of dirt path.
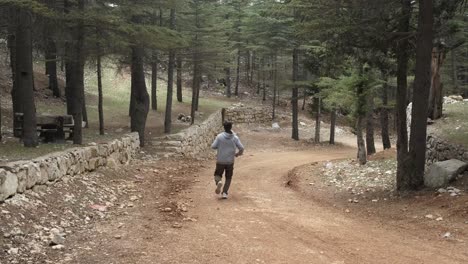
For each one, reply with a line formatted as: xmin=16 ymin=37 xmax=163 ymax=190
xmin=65 ymin=136 xmax=467 ymax=264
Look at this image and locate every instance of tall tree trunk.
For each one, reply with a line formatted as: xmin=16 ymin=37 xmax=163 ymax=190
xmin=356 ymin=116 xmax=367 ymax=165
xmin=272 ymin=54 xmax=277 ymax=120
xmin=129 ymin=84 xmax=135 ymax=116
xmin=191 ymin=76 xmax=200 ymax=125
xmin=314 ymin=96 xmax=321 ymax=143
xmin=396 ymin=0 xmax=412 ymax=191
xmin=450 ymin=50 xmax=458 ymax=94
xmin=191 ymin=59 xmax=200 ymax=125
xmin=251 ymin=52 xmax=255 ymax=86
xmin=32 ymin=71 xmax=37 ymax=92
xmin=44 ymin=0 xmax=60 ymax=98
xmin=330 ymin=108 xmax=336 ymax=144
xmin=191 ymin=3 xmax=200 ymax=125
xmin=151 ymin=8 xmax=163 ymax=111
xmin=225 ymin=65 xmax=231 ymax=98
xmin=257 ymin=57 xmax=261 ymax=95
xmin=164 ymin=8 xmax=176 ymax=134
xmin=97 ymin=46 xmax=104 ymax=135
xmin=235 ymin=49 xmax=241 ymax=96
xmin=195 ymin=81 xmax=200 ymax=111
xmin=8 ymin=9 xmax=21 ymax=138
xmin=16 ymin=8 xmax=38 ymax=147
xmin=151 ymin=53 xmax=158 ymax=110
xmin=65 ymin=62 xmax=72 ymax=115
xmin=82 ymin=90 xmax=88 ymax=128
xmin=66 ymin=0 xmax=86 ymax=145
xmin=427 ymin=46 xmax=444 ymax=120
xmin=381 ymin=70 xmax=391 ymax=149
xmin=292 ymin=48 xmax=299 ymax=141
xmin=277 ymin=87 xmax=280 ymax=106
xmin=366 ymin=94 xmax=376 ymax=155
xmin=246 ymin=50 xmax=251 ymax=86
xmin=262 ymin=68 xmax=266 ymax=102
xmin=407 ymin=0 xmax=434 ymax=189
xmin=176 ymin=55 xmax=183 ymax=102
xmin=130 ymin=45 xmax=150 ymax=147
xmin=302 ymin=89 xmax=307 ymax=110
xmin=356 ymin=74 xmax=367 ymax=165
xmin=45 ymin=39 xmax=60 ymax=97
xmin=256 ymin=67 xmax=261 ymax=95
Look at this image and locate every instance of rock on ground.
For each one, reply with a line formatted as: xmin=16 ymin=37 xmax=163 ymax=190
xmin=425 ymin=159 xmax=468 ymax=188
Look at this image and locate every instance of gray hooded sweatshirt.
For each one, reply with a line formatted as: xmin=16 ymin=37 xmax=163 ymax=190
xmin=211 ymin=132 xmax=244 ymax=164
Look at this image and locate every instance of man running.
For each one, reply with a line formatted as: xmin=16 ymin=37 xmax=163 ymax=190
xmin=211 ymin=121 xmax=244 ymax=199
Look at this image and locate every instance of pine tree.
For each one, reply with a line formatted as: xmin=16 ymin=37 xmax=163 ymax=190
xmin=65 ymin=0 xmax=86 ymax=145
xmin=405 ymin=0 xmax=435 ymax=189
xmin=164 ymin=8 xmax=176 ymax=134
xmin=44 ymin=0 xmax=60 ymax=98
xmin=15 ymin=7 xmax=38 ymax=147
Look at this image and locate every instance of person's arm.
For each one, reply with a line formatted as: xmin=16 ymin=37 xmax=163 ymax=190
xmin=211 ymin=136 xmax=219 ymax=149
xmin=234 ymin=137 xmax=244 ymax=157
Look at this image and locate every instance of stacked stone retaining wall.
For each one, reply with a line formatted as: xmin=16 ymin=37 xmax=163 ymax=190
xmin=426 ymin=135 xmax=468 ymax=166
xmin=223 ymin=106 xmax=272 ymax=124
xmin=0 ymin=133 xmax=140 ymax=201
xmin=156 ymin=106 xmax=272 ymax=158
xmin=163 ymin=110 xmax=224 ymax=158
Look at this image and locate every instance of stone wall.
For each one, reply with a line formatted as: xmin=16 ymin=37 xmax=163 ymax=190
xmin=155 ymin=106 xmax=271 ymax=158
xmin=223 ymin=106 xmax=272 ymax=124
xmin=0 ymin=133 xmax=140 ymax=201
xmin=163 ymin=110 xmax=223 ymax=158
xmin=426 ymin=135 xmax=468 ymax=165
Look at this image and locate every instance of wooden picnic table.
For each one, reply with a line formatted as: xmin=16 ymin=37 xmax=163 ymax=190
xmin=14 ymin=113 xmax=75 ymax=142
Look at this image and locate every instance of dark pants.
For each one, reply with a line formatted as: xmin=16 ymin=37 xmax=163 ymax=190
xmin=214 ymin=163 xmax=234 ymax=194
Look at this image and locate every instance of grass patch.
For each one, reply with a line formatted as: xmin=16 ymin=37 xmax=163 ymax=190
xmin=433 ymin=102 xmax=468 ymax=147
xmin=83 ymin=63 xmax=230 ymax=123
xmin=0 ymin=141 xmax=71 ymax=162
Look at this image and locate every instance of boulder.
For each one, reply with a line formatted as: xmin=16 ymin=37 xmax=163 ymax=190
xmin=272 ymin=123 xmax=280 ymax=130
xmin=425 ymin=159 xmax=468 ymax=188
xmin=0 ymin=169 xmax=18 ymax=201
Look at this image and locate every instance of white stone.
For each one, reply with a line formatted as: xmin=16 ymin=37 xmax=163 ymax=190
xmin=52 ymin=245 xmax=65 ymax=250
xmin=0 ymin=169 xmax=18 ymax=201
xmin=8 ymin=248 xmax=19 ymax=255
xmin=425 ymin=159 xmax=468 ymax=188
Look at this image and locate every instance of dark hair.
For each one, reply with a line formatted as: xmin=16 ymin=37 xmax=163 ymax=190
xmin=223 ymin=121 xmax=233 ymax=133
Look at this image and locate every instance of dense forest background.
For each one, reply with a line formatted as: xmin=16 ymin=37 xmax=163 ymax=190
xmin=0 ymin=0 xmax=467 ymax=191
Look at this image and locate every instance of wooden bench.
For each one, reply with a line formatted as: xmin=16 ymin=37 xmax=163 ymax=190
xmin=14 ymin=113 xmax=75 ymax=143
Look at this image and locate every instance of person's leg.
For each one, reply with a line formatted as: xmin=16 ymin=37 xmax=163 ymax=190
xmin=214 ymin=164 xmax=223 ymax=184
xmin=222 ymin=164 xmax=234 ymax=194
xmin=214 ymin=164 xmax=224 ymax=194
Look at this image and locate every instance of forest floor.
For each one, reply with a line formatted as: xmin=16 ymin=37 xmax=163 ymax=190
xmin=1 ymin=121 xmax=467 ymax=264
